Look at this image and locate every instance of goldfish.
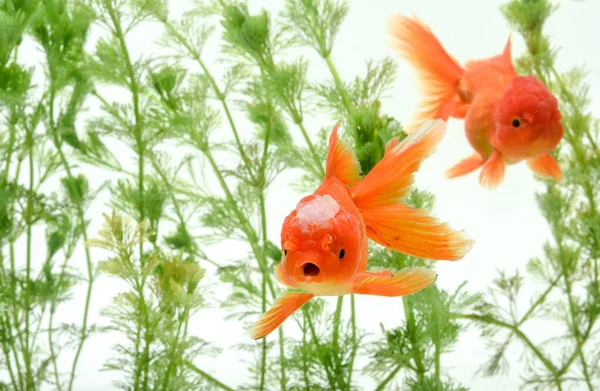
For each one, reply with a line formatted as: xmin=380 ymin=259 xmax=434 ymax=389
xmin=386 ymin=15 xmax=564 ymax=189
xmin=250 ymin=119 xmax=474 ymax=340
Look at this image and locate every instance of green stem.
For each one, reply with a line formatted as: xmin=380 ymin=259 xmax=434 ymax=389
xmin=49 ymin=304 xmax=62 ymax=391
xmin=302 ymin=306 xmax=337 ymax=389
xmin=403 ymin=297 xmax=425 ymax=379
xmin=375 ymin=364 xmax=402 ymax=391
xmin=184 ymin=361 xmax=235 ymax=391
xmin=161 ymin=309 xmax=186 ymax=390
xmin=331 ymin=295 xmax=344 ymax=389
xmin=346 ymin=294 xmax=358 ymax=389
xmin=23 ymin=120 xmax=34 ymax=390
xmin=518 ymin=273 xmax=562 ymax=326
xmin=106 ymin=4 xmax=151 ymax=389
xmin=453 ymin=313 xmax=563 ymax=390
xmin=324 ymin=55 xmax=353 ymax=114
xmin=162 ymin=21 xmax=257 ymax=185
xmin=560 ymin=260 xmax=593 ymax=390
xmin=0 ymin=315 xmax=18 ymax=391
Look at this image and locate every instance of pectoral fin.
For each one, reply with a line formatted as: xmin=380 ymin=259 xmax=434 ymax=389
xmin=250 ymin=292 xmax=313 ymax=340
xmin=351 ymin=267 xmax=437 ymax=297
xmin=445 ymin=153 xmax=485 ymax=178
xmin=526 ymin=154 xmax=563 ymax=183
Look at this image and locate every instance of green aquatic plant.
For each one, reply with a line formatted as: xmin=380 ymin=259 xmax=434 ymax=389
xmin=452 ymin=1 xmax=600 ymax=390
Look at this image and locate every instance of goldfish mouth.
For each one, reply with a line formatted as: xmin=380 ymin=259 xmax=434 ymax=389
xmin=302 ymin=263 xmax=320 ymax=277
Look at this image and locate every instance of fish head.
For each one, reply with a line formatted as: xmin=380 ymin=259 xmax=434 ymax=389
xmin=278 ymin=194 xmax=363 ymax=290
xmin=492 ymin=75 xmax=564 ymax=161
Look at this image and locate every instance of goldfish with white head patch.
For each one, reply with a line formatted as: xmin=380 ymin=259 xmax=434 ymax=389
xmin=250 ymin=119 xmax=473 ymax=340
xmin=387 ymin=15 xmax=564 ymax=188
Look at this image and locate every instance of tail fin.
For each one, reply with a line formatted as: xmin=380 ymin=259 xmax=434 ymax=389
xmin=351 ymin=120 xmax=473 ymax=261
xmin=387 ymin=14 xmax=466 ymax=132
xmin=325 ymin=122 xmax=362 ymax=186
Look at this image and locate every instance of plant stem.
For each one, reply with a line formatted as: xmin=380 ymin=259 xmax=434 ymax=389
xmin=331 ymin=295 xmax=344 ymax=389
xmin=324 ymin=55 xmax=353 ymax=114
xmin=403 ymin=297 xmax=425 ymax=380
xmin=162 ymin=22 xmax=257 ymax=185
xmin=45 ymin=80 xmax=95 ymax=391
xmin=23 ymin=119 xmax=34 ymax=390
xmin=346 ymin=294 xmax=357 ymax=389
xmin=302 ymin=306 xmax=337 ymax=389
xmin=375 ymin=364 xmax=402 ymax=391
xmin=106 ymin=3 xmax=151 ymax=389
xmin=0 ymin=315 xmax=18 ymax=391
xmin=184 ymin=361 xmax=235 ymax=391
xmin=452 ymin=312 xmax=563 ymax=390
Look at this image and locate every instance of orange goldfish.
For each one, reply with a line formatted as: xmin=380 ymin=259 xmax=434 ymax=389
xmin=250 ymin=119 xmax=473 ymax=340
xmin=387 ymin=15 xmax=564 ymax=188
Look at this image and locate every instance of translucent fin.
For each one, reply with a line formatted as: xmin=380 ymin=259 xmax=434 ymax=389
xmin=351 ymin=119 xmax=446 ymax=207
xmin=250 ymin=292 xmax=313 ymax=340
xmin=325 ymin=121 xmax=362 ymax=185
xmin=352 ymin=267 xmax=437 ymax=297
xmin=446 ymin=153 xmax=485 ymax=178
xmin=360 ymin=203 xmax=474 ymax=261
xmin=526 ymin=154 xmax=563 ymax=183
xmin=387 ymin=14 xmax=466 ymax=133
xmin=384 ymin=136 xmax=400 ymax=155
xmin=479 ymin=150 xmax=506 ymax=189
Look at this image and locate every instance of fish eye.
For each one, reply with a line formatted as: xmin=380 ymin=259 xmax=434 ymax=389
xmin=512 ymin=118 xmax=521 ymax=128
xmin=339 ymin=248 xmax=345 ymax=259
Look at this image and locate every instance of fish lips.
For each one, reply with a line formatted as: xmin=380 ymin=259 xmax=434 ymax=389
xmin=295 ymin=257 xmax=326 ymax=283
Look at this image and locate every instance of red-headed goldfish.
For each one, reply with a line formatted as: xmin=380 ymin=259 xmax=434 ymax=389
xmin=250 ymin=119 xmax=473 ymax=340
xmin=387 ymin=15 xmax=564 ymax=189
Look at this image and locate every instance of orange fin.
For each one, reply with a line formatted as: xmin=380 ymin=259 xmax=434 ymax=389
xmin=250 ymin=292 xmax=313 ymax=340
xmin=387 ymin=14 xmax=465 ymax=133
xmin=352 ymin=267 xmax=437 ymax=296
xmin=479 ymin=150 xmax=506 ymax=189
xmin=274 ymin=264 xmax=294 ymax=287
xmin=384 ymin=136 xmax=400 ymax=155
xmin=446 ymin=153 xmax=485 ymax=178
xmin=526 ymin=154 xmax=563 ymax=183
xmin=325 ymin=121 xmax=361 ymax=186
xmin=360 ymin=203 xmax=473 ymax=261
xmin=351 ymin=119 xmax=446 ymax=206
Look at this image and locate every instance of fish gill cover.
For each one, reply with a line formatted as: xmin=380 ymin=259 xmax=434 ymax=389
xmin=0 ymin=0 xmax=598 ymax=391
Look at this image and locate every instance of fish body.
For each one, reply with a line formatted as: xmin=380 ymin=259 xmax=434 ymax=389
xmin=250 ymin=119 xmax=474 ymax=340
xmin=387 ymin=15 xmax=564 ymax=188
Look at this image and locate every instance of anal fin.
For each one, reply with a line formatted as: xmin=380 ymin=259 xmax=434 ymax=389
xmin=250 ymin=292 xmax=313 ymax=340
xmin=352 ymin=267 xmax=437 ymax=297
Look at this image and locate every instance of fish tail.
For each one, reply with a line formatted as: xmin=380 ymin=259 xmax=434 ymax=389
xmin=387 ymin=14 xmax=466 ymax=132
xmin=325 ymin=121 xmax=362 ymax=186
xmin=350 ymin=120 xmax=473 ymax=261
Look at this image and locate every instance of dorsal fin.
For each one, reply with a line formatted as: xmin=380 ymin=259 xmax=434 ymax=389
xmin=325 ymin=122 xmax=362 ymax=186
xmin=502 ymin=35 xmax=512 ymax=66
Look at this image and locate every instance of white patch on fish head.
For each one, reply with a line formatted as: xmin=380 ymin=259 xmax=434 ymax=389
xmin=295 ymin=194 xmax=340 ymax=232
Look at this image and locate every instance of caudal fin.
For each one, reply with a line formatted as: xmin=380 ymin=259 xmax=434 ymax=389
xmin=351 ymin=119 xmax=474 ymax=261
xmin=387 ymin=14 xmax=466 ymax=132
xmin=325 ymin=122 xmax=362 ymax=186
